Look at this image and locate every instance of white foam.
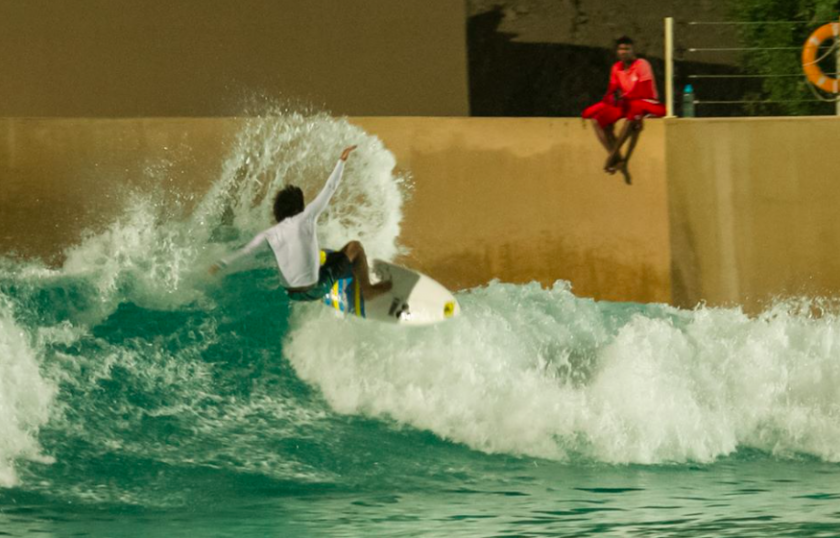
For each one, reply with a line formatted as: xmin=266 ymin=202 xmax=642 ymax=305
xmin=0 ymin=294 xmax=56 ymax=487
xmin=286 ymin=282 xmax=840 ymax=464
xmin=48 ymin=111 xmax=404 ymax=321
xmin=194 ymin=111 xmax=404 ymax=263
xmin=0 ymin=110 xmax=407 ymax=491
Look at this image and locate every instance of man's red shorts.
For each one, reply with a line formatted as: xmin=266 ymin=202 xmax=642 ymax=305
xmin=582 ymin=99 xmax=666 ymax=128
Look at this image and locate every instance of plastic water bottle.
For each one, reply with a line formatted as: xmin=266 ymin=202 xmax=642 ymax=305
xmin=683 ymin=84 xmax=696 ymax=117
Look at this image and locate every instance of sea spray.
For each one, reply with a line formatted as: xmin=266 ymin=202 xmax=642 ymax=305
xmin=194 ymin=111 xmax=404 ymax=262
xmin=0 ymin=110 xmax=407 ymax=497
xmin=0 ymin=294 xmax=56 ymax=487
xmin=51 ymin=112 xmax=406 ymax=320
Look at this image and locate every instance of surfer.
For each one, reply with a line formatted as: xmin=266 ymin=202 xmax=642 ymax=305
xmin=209 ymin=145 xmax=391 ymax=302
xmin=582 ymin=36 xmax=666 ymax=185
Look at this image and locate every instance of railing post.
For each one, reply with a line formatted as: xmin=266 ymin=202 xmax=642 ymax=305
xmin=665 ymin=17 xmax=675 ymax=117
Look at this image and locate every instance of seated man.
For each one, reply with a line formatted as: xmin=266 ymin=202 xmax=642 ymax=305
xmin=210 ymin=145 xmax=391 ymax=302
xmin=582 ymin=36 xmax=666 ymax=185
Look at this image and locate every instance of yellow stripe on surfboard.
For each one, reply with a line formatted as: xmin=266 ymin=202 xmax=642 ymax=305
xmin=331 ymin=282 xmax=340 ymax=310
xmin=355 ymin=279 xmax=361 ymax=316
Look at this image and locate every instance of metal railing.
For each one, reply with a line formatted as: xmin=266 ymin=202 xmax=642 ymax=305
xmin=664 ymin=17 xmax=840 ymax=117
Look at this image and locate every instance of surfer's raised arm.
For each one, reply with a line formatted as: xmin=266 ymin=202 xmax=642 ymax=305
xmin=209 ymin=143 xmax=390 ymax=301
xmin=209 ymin=231 xmax=268 ymax=275
xmin=302 ymin=145 xmax=357 ymax=220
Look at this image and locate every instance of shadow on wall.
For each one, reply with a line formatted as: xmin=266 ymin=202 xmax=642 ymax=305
xmin=467 ymin=8 xmax=756 ymax=118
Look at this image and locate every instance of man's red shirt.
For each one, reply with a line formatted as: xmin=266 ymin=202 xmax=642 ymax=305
xmin=604 ymin=58 xmax=659 ymax=102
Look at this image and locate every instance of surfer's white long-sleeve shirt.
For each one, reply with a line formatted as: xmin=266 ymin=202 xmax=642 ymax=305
xmin=217 ymin=159 xmax=345 ymax=288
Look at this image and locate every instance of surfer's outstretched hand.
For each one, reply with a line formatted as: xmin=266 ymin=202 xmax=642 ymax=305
xmin=340 ymin=145 xmax=357 ymax=161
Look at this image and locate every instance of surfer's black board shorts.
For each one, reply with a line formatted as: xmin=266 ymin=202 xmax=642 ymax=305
xmin=286 ymin=251 xmax=352 ymax=302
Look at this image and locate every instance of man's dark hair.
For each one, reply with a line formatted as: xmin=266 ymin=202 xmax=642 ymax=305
xmin=273 ymin=185 xmax=304 ymax=222
xmin=615 ymin=36 xmax=634 ymax=48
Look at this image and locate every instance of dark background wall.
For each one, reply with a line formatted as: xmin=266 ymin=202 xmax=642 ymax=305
xmin=466 ymin=6 xmax=756 ymax=118
xmin=468 ymin=0 xmax=735 ymax=63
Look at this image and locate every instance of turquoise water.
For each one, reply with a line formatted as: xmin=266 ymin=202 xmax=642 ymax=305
xmin=1 ymin=114 xmax=839 ymax=537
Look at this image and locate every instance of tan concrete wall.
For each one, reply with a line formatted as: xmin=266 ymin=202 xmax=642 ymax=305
xmin=0 ymin=0 xmax=468 ymax=117
xmin=353 ymin=117 xmax=670 ymax=302
xmin=0 ymin=118 xmax=240 ymax=260
xmin=0 ymin=117 xmax=671 ymax=304
xmin=666 ymin=116 xmax=840 ymax=310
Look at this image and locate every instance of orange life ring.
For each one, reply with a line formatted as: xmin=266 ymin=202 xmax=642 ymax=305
xmin=802 ymin=22 xmax=840 ymax=94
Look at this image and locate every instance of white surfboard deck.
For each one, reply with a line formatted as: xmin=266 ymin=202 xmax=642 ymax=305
xmin=320 ymin=257 xmax=459 ymax=326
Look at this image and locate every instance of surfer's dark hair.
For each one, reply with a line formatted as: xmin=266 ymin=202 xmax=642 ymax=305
xmin=616 ymin=36 xmax=634 ymax=48
xmin=273 ymin=185 xmax=304 ymax=223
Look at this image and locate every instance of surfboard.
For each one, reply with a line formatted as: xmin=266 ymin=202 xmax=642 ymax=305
xmin=319 ymin=251 xmax=459 ymax=326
